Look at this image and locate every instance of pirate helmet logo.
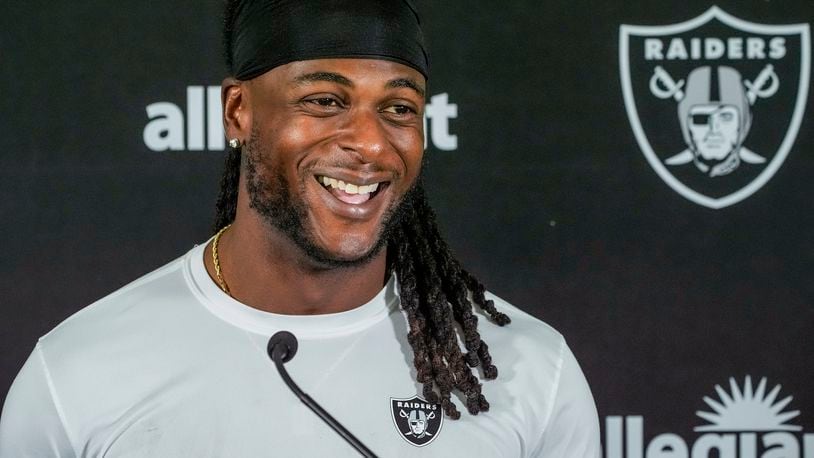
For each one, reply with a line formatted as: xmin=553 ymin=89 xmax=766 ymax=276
xmin=654 ymin=64 xmax=778 ymax=177
xmin=390 ymin=396 xmax=444 ymax=447
xmin=405 ymin=409 xmax=434 ymax=437
xmin=620 ymin=7 xmax=810 ymax=208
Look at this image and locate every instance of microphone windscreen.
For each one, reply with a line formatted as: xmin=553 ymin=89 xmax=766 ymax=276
xmin=267 ymin=331 xmax=298 ymax=363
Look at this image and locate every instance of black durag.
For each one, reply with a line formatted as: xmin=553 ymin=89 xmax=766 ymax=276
xmin=228 ymin=0 xmax=429 ymax=80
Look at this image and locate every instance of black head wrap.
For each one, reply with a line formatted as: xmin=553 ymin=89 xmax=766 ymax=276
xmin=228 ymin=0 xmax=429 ymax=81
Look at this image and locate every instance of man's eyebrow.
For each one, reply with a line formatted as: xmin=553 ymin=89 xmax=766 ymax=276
xmin=386 ymin=78 xmax=425 ymax=97
xmin=292 ymin=72 xmax=425 ymax=97
xmin=292 ymin=72 xmax=353 ymax=87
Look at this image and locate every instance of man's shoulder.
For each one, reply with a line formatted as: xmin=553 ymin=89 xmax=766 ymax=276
xmin=474 ymin=291 xmax=596 ymax=450
xmin=479 ymin=291 xmax=565 ymax=358
xmin=38 ymin=249 xmax=194 ymax=355
xmin=21 ymin=245 xmax=224 ymax=436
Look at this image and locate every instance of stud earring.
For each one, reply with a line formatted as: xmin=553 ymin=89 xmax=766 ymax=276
xmin=228 ymin=138 xmax=241 ymax=148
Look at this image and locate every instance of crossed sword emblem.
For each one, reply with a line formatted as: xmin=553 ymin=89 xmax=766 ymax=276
xmin=650 ymin=63 xmax=779 ymax=104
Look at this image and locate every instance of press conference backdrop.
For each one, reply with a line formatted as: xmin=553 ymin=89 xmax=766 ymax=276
xmin=2 ymin=1 xmax=812 ymax=456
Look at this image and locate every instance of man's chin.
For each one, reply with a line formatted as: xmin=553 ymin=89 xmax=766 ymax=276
xmin=296 ymin=186 xmax=416 ymax=269
xmin=295 ymin=235 xmax=388 ymax=270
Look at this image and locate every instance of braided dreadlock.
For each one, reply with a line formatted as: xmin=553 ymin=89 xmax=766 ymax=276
xmin=218 ymin=1 xmax=510 ymax=419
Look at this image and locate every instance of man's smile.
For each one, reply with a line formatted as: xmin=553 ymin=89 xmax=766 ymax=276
xmin=316 ymin=174 xmax=387 ymax=204
xmin=310 ymin=171 xmax=393 ymax=220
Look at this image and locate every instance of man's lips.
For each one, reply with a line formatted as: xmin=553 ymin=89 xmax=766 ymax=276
xmin=316 ymin=175 xmax=383 ymax=204
xmin=311 ymin=172 xmax=392 ymax=218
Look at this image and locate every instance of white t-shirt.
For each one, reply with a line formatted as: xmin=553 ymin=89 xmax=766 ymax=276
xmin=0 ymin=242 xmax=600 ymax=457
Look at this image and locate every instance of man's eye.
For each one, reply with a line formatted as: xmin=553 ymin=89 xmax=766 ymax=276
xmin=382 ymin=105 xmax=415 ymax=115
xmin=310 ymin=98 xmax=340 ymax=107
xmin=719 ymin=112 xmax=734 ymax=122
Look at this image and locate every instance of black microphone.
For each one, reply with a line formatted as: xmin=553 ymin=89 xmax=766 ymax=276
xmin=267 ymin=331 xmax=379 ymax=458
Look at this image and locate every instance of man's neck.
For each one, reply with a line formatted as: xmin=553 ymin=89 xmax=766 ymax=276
xmin=203 ymin=217 xmax=388 ymax=315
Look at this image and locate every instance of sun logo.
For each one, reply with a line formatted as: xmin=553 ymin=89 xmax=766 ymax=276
xmin=605 ymin=375 xmax=813 ymax=458
xmin=696 ymin=376 xmax=801 ymax=432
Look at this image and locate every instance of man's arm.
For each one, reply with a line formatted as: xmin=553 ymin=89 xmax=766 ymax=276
xmin=532 ymin=342 xmax=601 ymax=458
xmin=0 ymin=343 xmax=76 ymax=457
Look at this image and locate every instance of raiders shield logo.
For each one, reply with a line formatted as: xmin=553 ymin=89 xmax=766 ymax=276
xmin=620 ymin=7 xmax=810 ymax=208
xmin=390 ymin=396 xmax=443 ymax=447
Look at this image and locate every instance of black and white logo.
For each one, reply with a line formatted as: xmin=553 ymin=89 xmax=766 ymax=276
xmin=606 ymin=376 xmax=813 ymax=458
xmin=620 ymin=7 xmax=811 ymax=208
xmin=390 ymin=396 xmax=444 ymax=447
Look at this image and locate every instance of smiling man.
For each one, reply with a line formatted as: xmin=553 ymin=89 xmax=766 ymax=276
xmin=0 ymin=1 xmax=600 ymax=456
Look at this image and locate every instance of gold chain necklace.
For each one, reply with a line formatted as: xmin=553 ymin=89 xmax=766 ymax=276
xmin=212 ymin=224 xmax=232 ymax=296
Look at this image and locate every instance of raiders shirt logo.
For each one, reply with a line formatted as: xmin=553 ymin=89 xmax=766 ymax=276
xmin=390 ymin=396 xmax=444 ymax=447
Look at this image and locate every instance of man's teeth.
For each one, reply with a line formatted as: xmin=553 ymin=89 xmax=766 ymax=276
xmin=319 ymin=176 xmax=380 ymax=195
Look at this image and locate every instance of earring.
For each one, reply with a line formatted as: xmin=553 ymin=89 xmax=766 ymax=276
xmin=228 ymin=138 xmax=241 ymax=148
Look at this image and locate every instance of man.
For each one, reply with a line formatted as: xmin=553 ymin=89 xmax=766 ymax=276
xmin=0 ymin=1 xmax=600 ymax=456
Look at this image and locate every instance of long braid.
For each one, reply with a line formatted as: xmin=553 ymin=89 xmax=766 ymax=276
xmin=212 ymin=147 xmax=241 ymax=233
xmin=216 ymin=1 xmax=511 ymax=418
xmin=397 ymin=192 xmax=462 ymax=418
xmin=393 ymin=184 xmax=510 ymax=416
xmin=392 ymin=226 xmax=436 ymax=403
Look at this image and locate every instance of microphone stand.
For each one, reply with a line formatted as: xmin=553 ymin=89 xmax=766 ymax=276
xmin=268 ymin=331 xmax=378 ymax=458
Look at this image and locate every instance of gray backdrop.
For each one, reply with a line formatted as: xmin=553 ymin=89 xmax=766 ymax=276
xmin=2 ymin=1 xmax=812 ymax=455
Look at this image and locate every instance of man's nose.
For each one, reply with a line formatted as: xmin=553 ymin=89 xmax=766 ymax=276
xmin=337 ymin=107 xmax=389 ymax=162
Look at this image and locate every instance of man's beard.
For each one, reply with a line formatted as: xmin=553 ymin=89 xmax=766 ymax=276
xmin=243 ymin=130 xmax=414 ymax=269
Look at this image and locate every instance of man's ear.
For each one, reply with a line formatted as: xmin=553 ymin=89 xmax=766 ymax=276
xmin=222 ymin=77 xmax=251 ymax=143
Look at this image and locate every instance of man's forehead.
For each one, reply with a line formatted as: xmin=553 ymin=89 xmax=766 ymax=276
xmin=278 ymin=59 xmax=426 ymax=96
